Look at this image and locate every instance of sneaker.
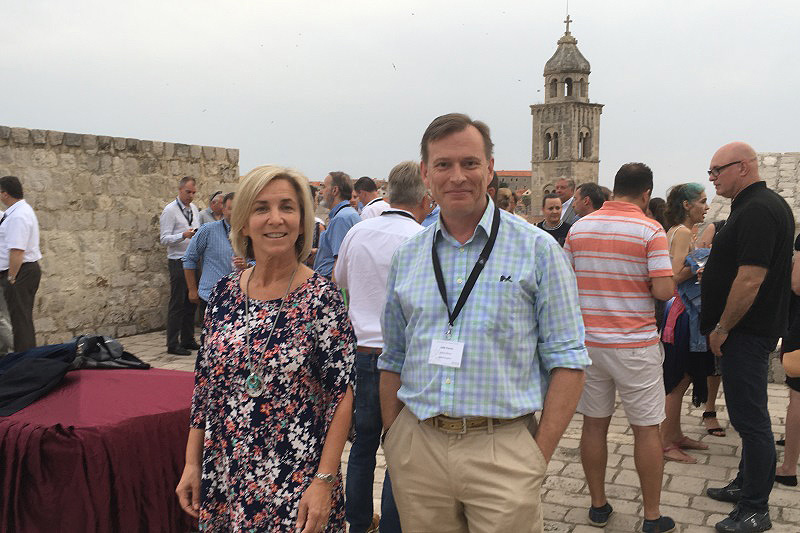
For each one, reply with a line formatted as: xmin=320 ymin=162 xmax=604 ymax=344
xmin=714 ymin=507 xmax=772 ymax=532
xmin=642 ymin=515 xmax=676 ymax=533
xmin=588 ymin=502 xmax=613 ymax=527
xmin=707 ymin=480 xmax=743 ymax=503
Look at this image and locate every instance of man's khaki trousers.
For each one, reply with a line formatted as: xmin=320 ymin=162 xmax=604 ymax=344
xmin=383 ymin=407 xmax=547 ymax=533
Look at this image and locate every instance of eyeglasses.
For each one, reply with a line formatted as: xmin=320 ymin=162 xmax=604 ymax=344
xmin=707 ymin=160 xmax=742 ymax=177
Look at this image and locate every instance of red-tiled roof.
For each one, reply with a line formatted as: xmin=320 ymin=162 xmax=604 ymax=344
xmin=496 ymin=170 xmax=531 ymax=177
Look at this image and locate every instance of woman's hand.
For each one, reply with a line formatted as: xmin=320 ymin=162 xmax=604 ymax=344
xmin=295 ymin=478 xmax=333 ymax=532
xmin=175 ymin=463 xmax=202 ymax=518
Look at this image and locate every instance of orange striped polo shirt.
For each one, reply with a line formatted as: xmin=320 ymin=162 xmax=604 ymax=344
xmin=563 ymin=201 xmax=673 ymax=348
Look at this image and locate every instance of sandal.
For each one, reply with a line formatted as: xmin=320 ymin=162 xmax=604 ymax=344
xmin=702 ymin=411 xmax=726 ymax=437
xmin=663 ymin=444 xmax=697 ymax=464
xmin=674 ymin=435 xmax=709 ymax=450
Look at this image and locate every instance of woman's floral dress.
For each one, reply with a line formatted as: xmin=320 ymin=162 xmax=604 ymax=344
xmin=190 ymin=271 xmax=355 ymax=531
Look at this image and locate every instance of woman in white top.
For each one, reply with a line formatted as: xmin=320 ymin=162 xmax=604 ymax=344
xmin=661 ymin=182 xmax=713 ymax=463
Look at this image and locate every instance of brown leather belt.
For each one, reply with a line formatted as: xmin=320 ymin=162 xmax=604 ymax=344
xmin=356 ymin=346 xmax=382 ymax=355
xmin=423 ymin=414 xmax=530 ymax=434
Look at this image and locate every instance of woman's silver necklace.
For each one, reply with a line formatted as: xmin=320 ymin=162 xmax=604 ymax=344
xmin=243 ymin=264 xmax=299 ymax=397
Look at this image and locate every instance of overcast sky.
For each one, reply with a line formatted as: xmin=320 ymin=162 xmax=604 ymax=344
xmin=2 ymin=0 xmax=797 ymax=199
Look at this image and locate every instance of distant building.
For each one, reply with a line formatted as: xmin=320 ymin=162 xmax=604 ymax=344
xmin=530 ymin=15 xmax=603 ymax=215
xmin=495 ymin=170 xmax=531 ymax=191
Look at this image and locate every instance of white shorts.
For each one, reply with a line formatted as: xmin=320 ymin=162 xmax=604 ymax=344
xmin=577 ymin=343 xmax=666 ymax=426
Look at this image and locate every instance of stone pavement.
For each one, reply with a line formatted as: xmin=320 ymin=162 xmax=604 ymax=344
xmin=122 ymin=330 xmax=799 ymax=532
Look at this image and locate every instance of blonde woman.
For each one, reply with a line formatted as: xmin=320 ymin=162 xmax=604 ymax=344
xmin=176 ymin=165 xmax=355 ymax=532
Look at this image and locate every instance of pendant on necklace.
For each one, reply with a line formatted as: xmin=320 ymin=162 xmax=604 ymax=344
xmin=245 ymin=373 xmax=265 ymax=397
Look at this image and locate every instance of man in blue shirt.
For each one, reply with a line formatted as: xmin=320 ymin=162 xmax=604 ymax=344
xmin=183 ymin=192 xmax=238 ymax=318
xmin=314 ymin=171 xmax=361 ymax=278
xmin=379 ymin=113 xmax=589 ymax=532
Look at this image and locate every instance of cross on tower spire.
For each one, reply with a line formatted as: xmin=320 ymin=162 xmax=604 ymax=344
xmin=564 ymin=14 xmax=572 ymax=34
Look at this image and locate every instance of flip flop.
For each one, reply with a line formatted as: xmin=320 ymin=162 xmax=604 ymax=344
xmin=663 ymin=444 xmax=696 ymax=464
xmin=702 ymin=411 xmax=726 ymax=437
xmin=675 ymin=435 xmax=709 ymax=450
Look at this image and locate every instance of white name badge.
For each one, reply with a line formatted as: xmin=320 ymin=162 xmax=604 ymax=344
xmin=428 ymin=339 xmax=464 ymax=368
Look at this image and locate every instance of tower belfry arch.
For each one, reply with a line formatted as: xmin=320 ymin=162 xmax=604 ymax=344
xmin=530 ymin=15 xmax=603 ymax=215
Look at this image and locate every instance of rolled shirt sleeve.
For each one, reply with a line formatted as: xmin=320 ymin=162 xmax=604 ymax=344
xmin=378 ymin=256 xmax=407 ymax=374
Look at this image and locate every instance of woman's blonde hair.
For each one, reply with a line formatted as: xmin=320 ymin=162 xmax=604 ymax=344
xmin=230 ymin=165 xmax=314 ymax=262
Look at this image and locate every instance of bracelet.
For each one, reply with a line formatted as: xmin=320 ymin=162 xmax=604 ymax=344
xmin=713 ymin=323 xmax=729 ymax=335
xmin=314 ymin=472 xmax=335 ymax=484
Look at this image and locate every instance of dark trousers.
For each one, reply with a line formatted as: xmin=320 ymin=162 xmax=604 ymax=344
xmin=2 ymin=261 xmax=41 ymax=352
xmin=167 ymin=259 xmax=196 ymax=349
xmin=721 ymin=330 xmax=778 ymax=513
xmin=345 ymin=353 xmax=401 ymax=533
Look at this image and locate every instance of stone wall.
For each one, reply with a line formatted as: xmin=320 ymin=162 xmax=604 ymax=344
xmin=0 ymin=125 xmax=239 ymax=345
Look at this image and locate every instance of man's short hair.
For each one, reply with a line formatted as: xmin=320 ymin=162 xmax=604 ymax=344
xmin=0 ymin=176 xmax=23 ymax=199
xmin=387 ymin=161 xmax=426 ymax=206
xmin=328 ymin=171 xmax=353 ymax=201
xmin=420 ymin=113 xmax=494 ymax=163
xmin=222 ymin=191 xmax=235 ymax=204
xmin=557 ymin=178 xmax=576 ymax=191
xmin=613 ymin=163 xmax=653 ymax=198
xmin=179 ymin=176 xmax=196 ymax=188
xmin=353 ymin=176 xmax=378 ymax=193
xmin=576 ymin=183 xmax=605 ymax=209
xmin=542 ymin=193 xmax=560 ymax=208
xmin=600 ymin=186 xmax=612 ymax=201
xmin=489 ymin=172 xmax=499 ymax=191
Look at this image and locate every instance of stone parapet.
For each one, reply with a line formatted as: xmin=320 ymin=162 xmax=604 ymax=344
xmin=0 ymin=125 xmax=240 ymax=344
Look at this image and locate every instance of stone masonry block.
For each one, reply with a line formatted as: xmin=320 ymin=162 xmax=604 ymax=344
xmin=64 ymin=132 xmax=83 ymax=146
xmin=189 ymin=145 xmax=201 ymax=159
xmin=47 ymin=130 xmax=64 ymax=145
xmin=31 ymin=129 xmax=47 ymax=144
xmin=163 ymin=142 xmax=174 ymax=158
xmin=83 ymin=135 xmax=98 ymax=150
xmin=11 ymin=128 xmax=30 ymax=144
xmin=202 ymin=146 xmax=215 ymax=159
xmin=113 ymin=137 xmax=126 ymax=150
xmin=215 ymin=147 xmax=227 ymax=160
xmin=152 ymin=141 xmax=164 ymax=156
xmin=227 ymin=148 xmax=239 ymax=163
xmin=125 ymin=138 xmax=140 ymax=152
xmin=0 ymin=126 xmax=10 ymax=139
xmin=97 ymin=136 xmax=112 ymax=150
xmin=175 ymin=144 xmax=190 ymax=158
xmin=140 ymin=140 xmax=153 ymax=153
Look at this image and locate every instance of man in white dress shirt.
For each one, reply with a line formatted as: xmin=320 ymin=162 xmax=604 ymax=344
xmin=0 ymin=176 xmax=42 ymax=352
xmin=556 ymin=177 xmax=580 ymax=225
xmin=159 ymin=176 xmax=201 ymax=355
xmin=334 ymin=161 xmax=429 ymax=533
xmin=355 ymin=176 xmax=390 ymax=219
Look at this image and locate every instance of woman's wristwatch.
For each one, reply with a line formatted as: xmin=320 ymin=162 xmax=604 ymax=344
xmin=314 ymin=472 xmax=335 ymax=483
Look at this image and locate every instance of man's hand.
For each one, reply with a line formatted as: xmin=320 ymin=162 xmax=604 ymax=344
xmin=709 ymin=330 xmax=727 ymax=357
xmin=188 ymin=288 xmax=201 ymax=305
xmin=182 ymin=228 xmax=196 ymax=239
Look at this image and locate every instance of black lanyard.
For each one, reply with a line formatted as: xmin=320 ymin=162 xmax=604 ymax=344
xmin=176 ymin=199 xmax=193 ymax=225
xmin=380 ymin=210 xmax=416 ymax=221
xmin=431 ymin=205 xmax=501 ymax=338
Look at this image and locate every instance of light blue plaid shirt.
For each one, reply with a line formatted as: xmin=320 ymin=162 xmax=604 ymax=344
xmin=378 ymin=198 xmax=589 ymax=420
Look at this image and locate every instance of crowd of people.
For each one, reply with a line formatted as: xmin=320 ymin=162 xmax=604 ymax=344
xmin=167 ymin=113 xmax=798 ymax=533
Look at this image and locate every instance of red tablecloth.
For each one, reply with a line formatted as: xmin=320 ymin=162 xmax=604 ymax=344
xmin=1 ymin=368 xmax=196 ymax=533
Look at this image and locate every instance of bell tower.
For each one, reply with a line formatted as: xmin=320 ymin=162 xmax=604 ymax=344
xmin=530 ymin=15 xmax=603 ymax=215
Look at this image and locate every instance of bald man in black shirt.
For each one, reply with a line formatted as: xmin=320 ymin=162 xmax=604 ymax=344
xmin=701 ymin=142 xmax=794 ymax=533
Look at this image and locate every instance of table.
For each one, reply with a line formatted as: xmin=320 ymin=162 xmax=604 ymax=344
xmin=1 ymin=368 xmax=196 ymax=532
